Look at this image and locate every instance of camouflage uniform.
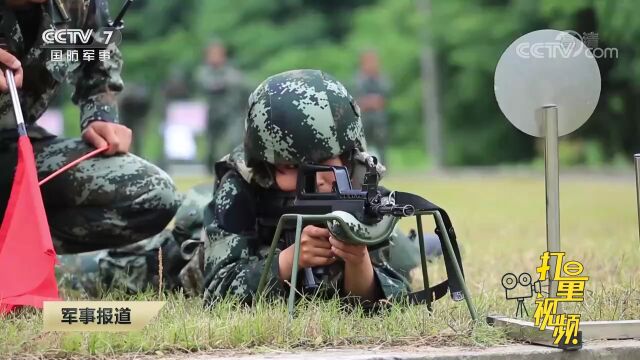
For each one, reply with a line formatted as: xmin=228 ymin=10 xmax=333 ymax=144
xmin=57 ymin=184 xmax=211 ymax=297
xmin=0 ymin=1 xmax=179 ymax=254
xmin=56 ymin=70 xmax=437 ymax=300
xmin=194 ymin=64 xmax=249 ymax=173
xmin=202 ymin=70 xmax=410 ymax=306
xmin=353 ymin=72 xmax=391 ymax=165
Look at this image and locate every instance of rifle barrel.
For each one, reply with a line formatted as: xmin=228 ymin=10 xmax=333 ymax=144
xmin=375 ymin=204 xmax=415 ymax=217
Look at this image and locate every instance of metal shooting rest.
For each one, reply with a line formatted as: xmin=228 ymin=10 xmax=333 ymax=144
xmin=489 ymin=29 xmax=640 ymax=350
xmin=255 ymin=168 xmax=478 ymax=320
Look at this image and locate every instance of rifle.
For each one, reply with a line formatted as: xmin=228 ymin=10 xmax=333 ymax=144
xmin=260 ymin=157 xmax=415 ymax=293
xmin=256 ymin=156 xmax=477 ymax=319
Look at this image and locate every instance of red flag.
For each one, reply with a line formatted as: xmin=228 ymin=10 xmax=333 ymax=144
xmin=0 ymin=136 xmax=59 ymax=314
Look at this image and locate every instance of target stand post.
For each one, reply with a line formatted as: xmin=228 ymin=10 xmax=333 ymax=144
xmin=487 ymin=29 xmax=640 ymax=350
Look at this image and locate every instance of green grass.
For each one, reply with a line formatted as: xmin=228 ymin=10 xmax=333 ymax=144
xmin=2 ymin=173 xmax=640 ymax=358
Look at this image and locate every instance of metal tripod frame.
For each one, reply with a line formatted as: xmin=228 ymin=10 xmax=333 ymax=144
xmin=256 ymin=210 xmax=478 ymax=321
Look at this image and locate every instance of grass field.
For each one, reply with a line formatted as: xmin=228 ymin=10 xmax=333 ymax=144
xmin=2 ymin=172 xmax=640 ymax=358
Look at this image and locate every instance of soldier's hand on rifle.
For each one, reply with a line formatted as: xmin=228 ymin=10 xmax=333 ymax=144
xmin=328 ymin=236 xmax=370 ymax=266
xmin=82 ymin=121 xmax=132 ymax=155
xmin=0 ymin=49 xmax=23 ymax=92
xmin=329 ymin=235 xmax=377 ymax=300
xmin=278 ymin=225 xmax=337 ymax=282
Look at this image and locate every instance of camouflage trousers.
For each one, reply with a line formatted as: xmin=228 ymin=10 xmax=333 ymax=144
xmin=56 ymin=183 xmax=212 ymax=298
xmin=0 ymin=136 xmax=180 ymax=254
xmin=56 ymin=230 xmax=203 ymax=297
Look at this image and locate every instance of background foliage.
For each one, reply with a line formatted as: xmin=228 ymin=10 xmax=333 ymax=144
xmin=64 ymin=0 xmax=639 ymax=166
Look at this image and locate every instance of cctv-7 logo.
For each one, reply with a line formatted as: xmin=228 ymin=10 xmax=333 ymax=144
xmin=102 ymin=30 xmax=113 ymax=45
xmin=92 ymin=29 xmax=114 ymax=46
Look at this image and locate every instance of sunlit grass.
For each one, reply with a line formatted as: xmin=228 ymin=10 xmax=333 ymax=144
xmin=1 ymin=173 xmax=639 ymax=358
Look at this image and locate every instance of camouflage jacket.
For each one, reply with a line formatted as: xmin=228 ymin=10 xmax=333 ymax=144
xmin=202 ymin=145 xmax=410 ymax=305
xmin=0 ymin=0 xmax=123 ymax=143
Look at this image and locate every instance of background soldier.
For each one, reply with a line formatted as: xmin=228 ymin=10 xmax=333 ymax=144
xmin=0 ymin=1 xmax=179 ymax=256
xmin=194 ymin=40 xmax=250 ymax=174
xmin=354 ymin=50 xmax=391 ymax=165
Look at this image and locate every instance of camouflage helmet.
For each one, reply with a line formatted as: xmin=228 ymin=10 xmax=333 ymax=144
xmin=244 ymin=69 xmax=366 ymax=167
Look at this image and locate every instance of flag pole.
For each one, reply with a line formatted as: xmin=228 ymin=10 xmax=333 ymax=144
xmin=5 ymin=69 xmax=25 ymax=136
xmin=4 ymin=68 xmax=109 ymax=186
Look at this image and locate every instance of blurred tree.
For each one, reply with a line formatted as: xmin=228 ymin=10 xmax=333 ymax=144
xmin=105 ymin=0 xmax=640 ymax=165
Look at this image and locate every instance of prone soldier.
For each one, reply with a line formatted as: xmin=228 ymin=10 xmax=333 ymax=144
xmin=202 ymin=69 xmax=409 ymax=306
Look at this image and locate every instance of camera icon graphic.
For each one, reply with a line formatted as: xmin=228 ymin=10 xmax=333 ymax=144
xmin=501 ymin=272 xmax=545 ymax=317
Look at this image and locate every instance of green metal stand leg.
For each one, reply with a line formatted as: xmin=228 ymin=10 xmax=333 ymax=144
xmin=434 ymin=211 xmax=478 ymax=321
xmin=416 ymin=215 xmax=432 ymax=312
xmin=256 ymin=217 xmax=288 ymax=296
xmin=287 ymin=216 xmax=303 ymax=317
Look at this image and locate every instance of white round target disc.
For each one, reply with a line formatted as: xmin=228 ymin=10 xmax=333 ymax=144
xmin=494 ymin=29 xmax=601 ymax=137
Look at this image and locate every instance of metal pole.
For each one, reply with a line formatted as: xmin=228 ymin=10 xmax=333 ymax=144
xmin=635 ymin=154 xmax=640 ymax=246
xmin=417 ymin=0 xmax=444 ymax=169
xmin=543 ymin=105 xmax=560 ymax=302
xmin=5 ymin=70 xmax=25 ymax=129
